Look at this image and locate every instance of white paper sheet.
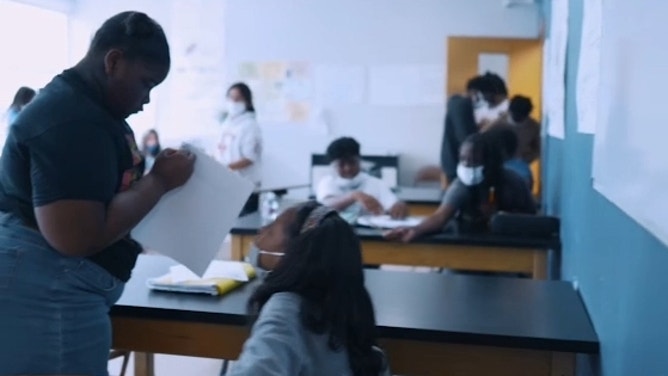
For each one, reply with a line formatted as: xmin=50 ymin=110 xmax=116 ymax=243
xmin=545 ymin=0 xmax=569 ymax=139
xmin=133 ymin=144 xmax=254 ymax=276
xmin=368 ymin=64 xmax=444 ymax=106
xmin=576 ymin=0 xmax=602 ymax=134
xmin=314 ymin=65 xmax=366 ymax=105
xmin=357 ymin=215 xmax=424 ymax=229
xmin=202 ymin=260 xmax=249 ymax=282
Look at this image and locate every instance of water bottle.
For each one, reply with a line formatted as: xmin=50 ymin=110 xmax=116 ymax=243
xmin=260 ymin=192 xmax=280 ymax=222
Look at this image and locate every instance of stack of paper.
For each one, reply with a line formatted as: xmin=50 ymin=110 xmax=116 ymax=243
xmin=147 ymin=260 xmax=256 ymax=296
xmin=356 ymin=215 xmax=424 ymax=229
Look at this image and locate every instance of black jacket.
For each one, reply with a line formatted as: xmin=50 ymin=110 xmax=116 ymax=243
xmin=440 ymin=95 xmax=478 ymax=182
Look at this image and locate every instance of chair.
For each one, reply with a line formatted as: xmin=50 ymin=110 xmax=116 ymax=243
xmin=309 ymin=154 xmax=400 ymax=197
xmin=413 ymin=165 xmax=443 ymax=188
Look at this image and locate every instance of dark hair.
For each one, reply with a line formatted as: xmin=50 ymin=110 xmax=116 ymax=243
xmin=483 ymin=72 xmax=508 ymax=96
xmin=141 ymin=129 xmax=161 ymax=155
xmin=88 ymin=11 xmax=170 ymax=67
xmin=249 ymin=201 xmax=384 ymax=376
xmin=485 ymin=124 xmax=518 ymax=160
xmin=9 ymin=87 xmax=36 ymax=111
xmin=509 ymin=95 xmax=533 ymax=123
xmin=227 ymin=82 xmax=256 ymax=113
xmin=326 ymin=137 xmax=361 ymax=162
xmin=460 ymin=131 xmax=508 ymax=213
xmin=466 ymin=73 xmax=508 ymax=97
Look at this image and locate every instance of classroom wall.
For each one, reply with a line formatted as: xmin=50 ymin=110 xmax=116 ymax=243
xmin=224 ymin=0 xmax=541 ymax=187
xmin=543 ymin=1 xmax=668 ymax=375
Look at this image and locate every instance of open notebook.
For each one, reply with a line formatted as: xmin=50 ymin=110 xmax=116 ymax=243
xmin=147 ymin=260 xmax=256 ymax=296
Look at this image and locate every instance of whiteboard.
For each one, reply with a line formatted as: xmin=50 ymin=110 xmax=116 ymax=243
xmin=592 ymin=0 xmax=668 ymax=246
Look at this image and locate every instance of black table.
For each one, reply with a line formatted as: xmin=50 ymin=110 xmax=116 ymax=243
xmin=230 ymin=211 xmax=560 ymax=279
xmin=111 ymin=255 xmax=597 ymax=376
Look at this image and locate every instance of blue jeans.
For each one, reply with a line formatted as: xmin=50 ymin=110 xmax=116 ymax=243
xmin=0 ymin=217 xmax=124 ymax=376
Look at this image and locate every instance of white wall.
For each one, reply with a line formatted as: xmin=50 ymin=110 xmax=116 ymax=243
xmin=70 ymin=0 xmax=540 ymax=187
xmin=225 ymin=0 xmax=540 ymax=186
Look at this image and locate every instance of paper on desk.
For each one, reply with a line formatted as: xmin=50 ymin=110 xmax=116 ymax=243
xmin=357 ymin=215 xmax=424 ymax=229
xmin=133 ymin=143 xmax=254 ymax=276
xmin=169 ymin=261 xmax=249 ymax=283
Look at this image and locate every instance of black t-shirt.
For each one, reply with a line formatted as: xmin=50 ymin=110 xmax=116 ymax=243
xmin=0 ymin=69 xmax=145 ymax=281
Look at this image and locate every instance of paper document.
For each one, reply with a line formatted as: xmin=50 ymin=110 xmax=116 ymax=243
xmin=357 ymin=215 xmax=424 ymax=229
xmin=133 ymin=144 xmax=254 ymax=276
xmin=170 ymin=261 xmax=249 ymax=283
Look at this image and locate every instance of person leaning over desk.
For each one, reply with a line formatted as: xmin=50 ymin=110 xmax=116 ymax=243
xmin=0 ymin=11 xmax=195 ymax=376
xmin=315 ymin=137 xmax=408 ymax=220
xmin=385 ymin=131 xmax=535 ymax=242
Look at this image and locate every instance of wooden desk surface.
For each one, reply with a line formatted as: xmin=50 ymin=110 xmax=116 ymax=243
xmin=231 ymin=211 xmax=561 ymax=251
xmin=112 ymin=255 xmax=597 ymax=354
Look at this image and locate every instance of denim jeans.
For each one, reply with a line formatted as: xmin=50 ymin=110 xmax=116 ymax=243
xmin=0 ymin=217 xmax=124 ymax=376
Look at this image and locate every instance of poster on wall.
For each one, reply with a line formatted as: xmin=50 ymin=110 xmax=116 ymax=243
xmin=576 ymin=0 xmax=602 ymax=134
xmin=236 ymin=61 xmax=314 ymax=124
xmin=544 ymin=0 xmax=569 ymax=139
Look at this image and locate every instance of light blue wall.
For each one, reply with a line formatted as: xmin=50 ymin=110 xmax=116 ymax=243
xmin=544 ymin=1 xmax=668 ymax=375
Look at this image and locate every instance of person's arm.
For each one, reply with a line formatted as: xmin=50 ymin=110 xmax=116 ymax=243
xmin=228 ymin=295 xmax=303 ymax=376
xmin=30 ymin=126 xmax=194 ymax=257
xmin=229 ymin=158 xmax=253 ymax=170
xmin=229 ymin=124 xmax=261 ymax=171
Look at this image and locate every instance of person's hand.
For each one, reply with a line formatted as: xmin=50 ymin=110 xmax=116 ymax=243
xmin=353 ymin=192 xmax=383 ymax=215
xmin=383 ymin=226 xmax=418 ymax=243
xmin=388 ymin=202 xmax=409 ymax=219
xmin=150 ymin=148 xmax=196 ymax=192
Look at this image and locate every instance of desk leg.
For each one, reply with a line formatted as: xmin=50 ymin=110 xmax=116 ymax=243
xmin=533 ymin=250 xmax=548 ymax=280
xmin=134 ymin=352 xmax=155 ymax=376
xmin=550 ymin=352 xmax=575 ymax=376
xmin=230 ymin=235 xmax=243 ymax=261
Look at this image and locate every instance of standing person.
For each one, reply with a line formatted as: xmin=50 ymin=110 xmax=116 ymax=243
xmin=466 ymin=72 xmax=509 ymax=128
xmin=141 ymin=128 xmax=162 ymax=172
xmin=218 ymin=82 xmax=262 ymax=215
xmin=0 ymin=11 xmax=195 ymax=376
xmin=505 ymin=95 xmax=541 ymax=165
xmin=5 ymin=86 xmax=36 ymax=127
xmin=230 ymin=201 xmax=390 ymax=376
xmin=440 ymin=95 xmax=478 ymax=184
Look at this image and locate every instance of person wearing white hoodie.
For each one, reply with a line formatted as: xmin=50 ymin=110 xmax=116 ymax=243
xmin=315 ymin=137 xmax=407 ymax=220
xmin=219 ymin=82 xmax=262 ymax=215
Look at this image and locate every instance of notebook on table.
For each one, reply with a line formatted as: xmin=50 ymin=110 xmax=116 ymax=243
xmin=147 ymin=260 xmax=256 ymax=296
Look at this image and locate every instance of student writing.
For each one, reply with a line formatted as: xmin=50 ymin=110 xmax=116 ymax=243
xmin=316 ymin=137 xmax=408 ymax=219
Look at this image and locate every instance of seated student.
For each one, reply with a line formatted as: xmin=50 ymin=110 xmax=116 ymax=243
xmin=384 ymin=132 xmax=535 ymax=242
xmin=505 ymin=95 xmax=541 ymax=165
xmin=316 ymin=137 xmax=408 ymax=219
xmin=230 ymin=201 xmax=390 ymax=376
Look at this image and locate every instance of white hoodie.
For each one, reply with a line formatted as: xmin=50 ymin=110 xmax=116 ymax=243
xmin=218 ymin=111 xmax=262 ymax=186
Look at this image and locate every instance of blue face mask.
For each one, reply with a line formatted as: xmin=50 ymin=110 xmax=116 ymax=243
xmin=147 ymin=145 xmax=160 ymax=157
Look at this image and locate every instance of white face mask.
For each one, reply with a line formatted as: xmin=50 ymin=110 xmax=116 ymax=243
xmin=457 ymin=163 xmax=484 ymax=186
xmin=248 ymin=244 xmax=285 ymax=273
xmin=333 ymin=171 xmax=365 ymax=190
xmin=226 ymin=100 xmax=246 ymax=117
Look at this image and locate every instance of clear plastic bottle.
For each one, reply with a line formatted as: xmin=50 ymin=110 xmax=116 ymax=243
xmin=260 ymin=192 xmax=280 ymax=221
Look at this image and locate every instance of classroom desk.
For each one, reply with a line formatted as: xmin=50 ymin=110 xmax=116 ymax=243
xmin=111 ymin=255 xmax=598 ymax=376
xmin=230 ymin=212 xmax=560 ymax=279
xmin=393 ymin=186 xmax=443 ymax=216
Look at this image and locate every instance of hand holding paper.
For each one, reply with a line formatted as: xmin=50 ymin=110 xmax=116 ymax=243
xmin=133 ymin=143 xmax=254 ymax=276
